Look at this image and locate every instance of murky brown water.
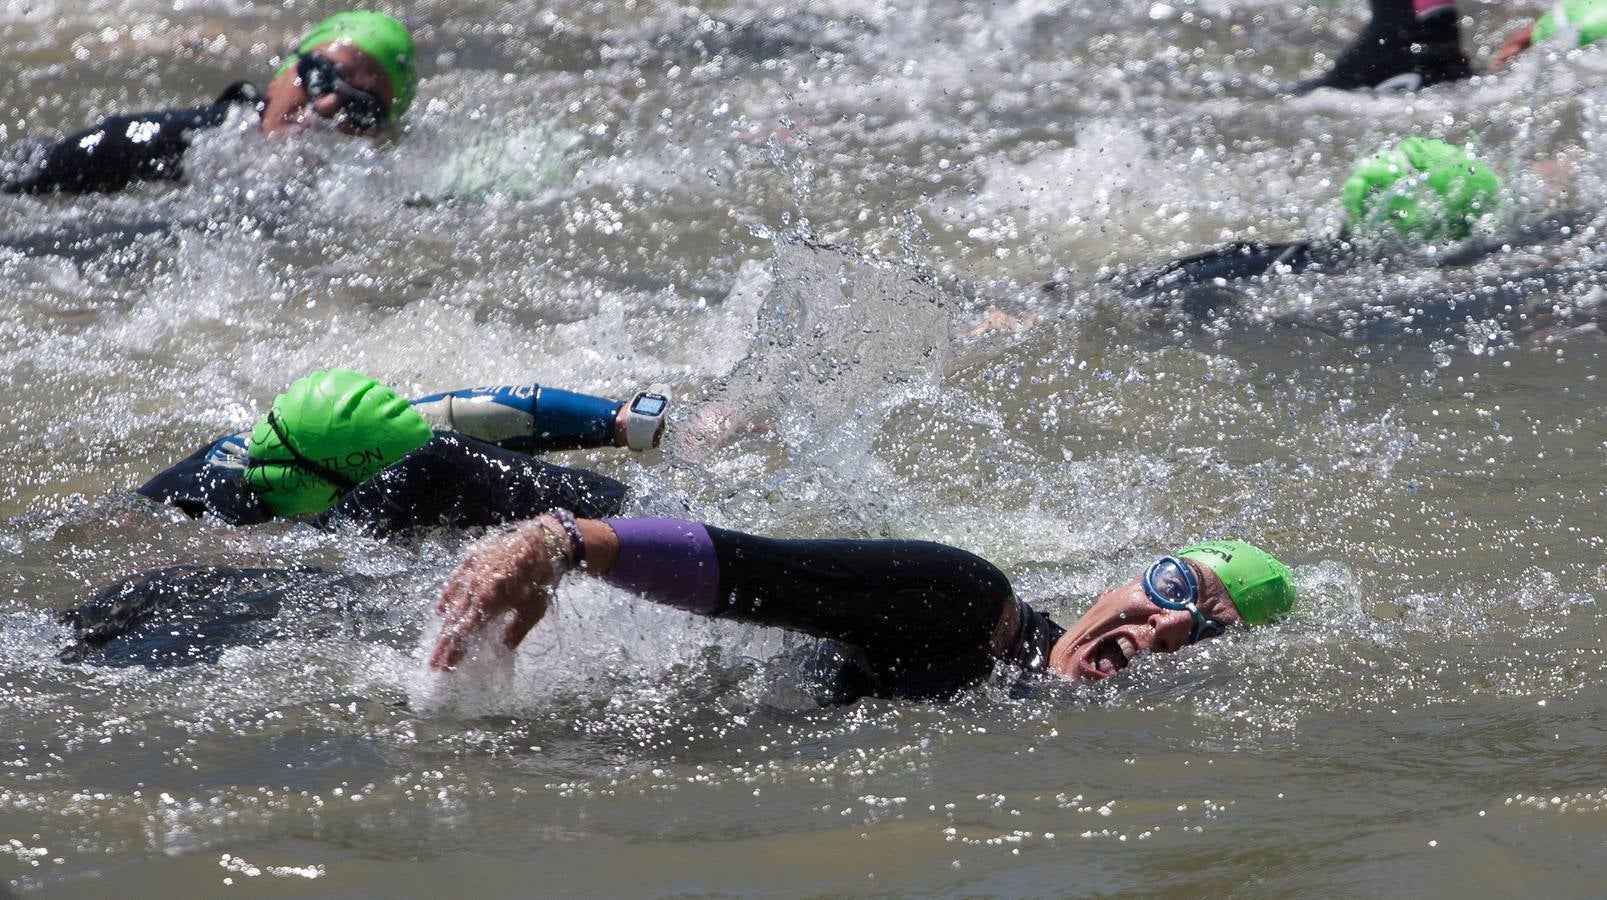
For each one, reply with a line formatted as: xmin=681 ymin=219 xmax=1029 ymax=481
xmin=2 ymin=0 xmax=1606 ymax=895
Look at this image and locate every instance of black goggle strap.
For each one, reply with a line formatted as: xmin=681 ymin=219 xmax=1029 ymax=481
xmin=246 ymin=409 xmax=361 ymax=494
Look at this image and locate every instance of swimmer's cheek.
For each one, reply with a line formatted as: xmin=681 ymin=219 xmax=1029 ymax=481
xmin=259 ymin=68 xmax=311 ymax=137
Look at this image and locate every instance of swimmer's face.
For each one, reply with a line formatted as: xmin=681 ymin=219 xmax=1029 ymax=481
xmin=1047 ymin=560 xmax=1242 ymax=682
xmin=261 ymin=41 xmax=395 ymax=137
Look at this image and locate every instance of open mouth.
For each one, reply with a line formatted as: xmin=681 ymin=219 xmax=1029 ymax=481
xmin=1080 ymin=633 xmax=1141 ymax=681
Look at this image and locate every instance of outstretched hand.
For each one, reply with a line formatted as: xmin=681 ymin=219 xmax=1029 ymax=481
xmin=429 ymin=519 xmax=570 ymax=670
xmin=1490 ymin=24 xmax=1534 ymax=72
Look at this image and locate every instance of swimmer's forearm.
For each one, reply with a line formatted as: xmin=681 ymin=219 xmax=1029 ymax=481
xmin=1491 ymin=24 xmax=1534 ymax=72
xmin=409 ymin=384 xmax=625 ymax=452
xmin=591 ymin=519 xmax=722 ymax=613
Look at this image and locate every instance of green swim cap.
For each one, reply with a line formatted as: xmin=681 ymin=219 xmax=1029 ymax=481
xmin=1177 ymin=539 xmax=1296 ymax=627
xmin=245 ymin=369 xmax=432 ymax=518
xmin=1342 ymin=137 xmax=1501 ymax=241
xmin=1533 ymin=0 xmax=1607 ymax=48
xmin=277 ymin=11 xmax=419 ymax=119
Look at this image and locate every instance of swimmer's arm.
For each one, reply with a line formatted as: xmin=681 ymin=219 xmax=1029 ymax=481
xmin=409 ymin=384 xmax=665 ymax=453
xmin=965 ymin=307 xmax=1041 ymax=339
xmin=1131 ymin=239 xmax=1319 ymax=292
xmin=2 ymin=86 xmax=256 ymax=195
xmin=3 ymin=113 xmax=190 ymax=194
xmin=431 ymin=518 xmax=1018 ymax=673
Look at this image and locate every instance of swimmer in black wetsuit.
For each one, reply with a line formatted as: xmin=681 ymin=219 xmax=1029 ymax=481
xmin=138 ymin=368 xmax=669 ymax=536
xmin=55 ymin=368 xmax=670 ymax=667
xmin=1291 ymin=0 xmax=1604 ymax=93
xmin=1 ymin=11 xmax=416 ymax=195
xmin=1121 ymin=137 xmax=1511 ymax=319
xmin=429 ymin=515 xmax=1297 ymax=704
xmin=1291 ymin=0 xmax=1471 ymax=94
xmin=1126 ymin=137 xmax=1607 ymax=338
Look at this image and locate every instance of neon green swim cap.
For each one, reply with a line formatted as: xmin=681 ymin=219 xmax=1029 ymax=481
xmin=1341 ymin=137 xmax=1501 ymax=241
xmin=1533 ymin=0 xmax=1607 ymax=48
xmin=245 ymin=369 xmax=432 ymax=518
xmin=277 ymin=11 xmax=419 ymax=119
xmin=1177 ymin=539 xmax=1296 ymax=627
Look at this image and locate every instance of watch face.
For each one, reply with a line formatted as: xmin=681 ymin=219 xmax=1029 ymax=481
xmin=631 ymin=394 xmax=667 ymax=416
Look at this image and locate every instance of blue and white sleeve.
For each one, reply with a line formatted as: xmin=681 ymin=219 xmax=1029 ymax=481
xmin=409 ymin=383 xmax=623 ymax=453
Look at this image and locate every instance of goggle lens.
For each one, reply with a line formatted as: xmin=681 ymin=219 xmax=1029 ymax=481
xmin=1145 ymin=558 xmax=1196 ymax=606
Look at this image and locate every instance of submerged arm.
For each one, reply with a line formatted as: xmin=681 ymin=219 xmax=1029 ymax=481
xmin=1129 ymin=239 xmax=1321 ymax=295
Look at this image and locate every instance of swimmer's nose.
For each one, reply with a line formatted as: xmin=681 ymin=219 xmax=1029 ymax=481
xmin=1145 ymin=607 xmax=1194 ymax=653
xmin=309 ymin=93 xmax=346 ymax=119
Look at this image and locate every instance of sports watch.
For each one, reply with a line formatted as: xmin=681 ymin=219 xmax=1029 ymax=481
xmin=623 ymin=391 xmax=669 ymax=451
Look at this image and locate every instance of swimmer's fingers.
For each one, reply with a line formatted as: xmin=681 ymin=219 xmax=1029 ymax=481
xmin=430 ymin=556 xmax=511 ymax=670
xmin=501 ymin=591 xmax=550 ymax=651
xmin=431 ymin=523 xmax=562 ymax=670
xmin=429 ymin=596 xmax=490 ymax=670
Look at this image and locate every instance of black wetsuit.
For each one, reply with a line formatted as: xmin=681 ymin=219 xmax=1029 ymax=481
xmin=57 ymin=565 xmax=373 ymax=668
xmin=1119 ymin=210 xmax=1605 ymax=332
xmin=1122 ymin=239 xmax=1340 ymax=317
xmin=1289 ymin=0 xmax=1471 ymax=94
xmin=705 ymin=530 xmax=1063 ymax=703
xmin=1 ymin=82 xmax=263 ymax=195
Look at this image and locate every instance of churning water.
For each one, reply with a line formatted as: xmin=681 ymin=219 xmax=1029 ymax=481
xmin=2 ymin=0 xmax=1605 ymax=895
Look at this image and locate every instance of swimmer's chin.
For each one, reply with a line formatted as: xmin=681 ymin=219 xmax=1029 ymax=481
xmin=260 ymin=118 xmax=304 ymax=139
xmin=260 ymin=112 xmax=346 ymax=139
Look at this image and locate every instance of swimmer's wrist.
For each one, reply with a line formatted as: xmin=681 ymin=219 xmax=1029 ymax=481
xmin=612 ymin=403 xmax=629 ymax=447
xmin=524 ymin=517 xmax=575 ymax=573
xmin=524 ymin=515 xmax=619 ymax=576
xmin=547 ymin=508 xmax=587 ymax=567
xmin=575 ymin=519 xmax=619 ymax=575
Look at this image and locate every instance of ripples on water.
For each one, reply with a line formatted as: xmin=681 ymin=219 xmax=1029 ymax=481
xmin=2 ymin=0 xmax=1605 ymax=894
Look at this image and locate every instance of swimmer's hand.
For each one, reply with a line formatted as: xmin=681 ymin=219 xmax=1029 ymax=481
xmin=965 ymin=307 xmax=1040 ymax=339
xmin=429 ymin=518 xmax=572 ymax=670
xmin=675 ymin=400 xmax=740 ymax=460
xmin=1490 ymin=24 xmax=1534 ymax=72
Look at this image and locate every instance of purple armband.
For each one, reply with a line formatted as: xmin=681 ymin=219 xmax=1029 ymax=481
xmin=601 ymin=518 xmax=721 ymax=613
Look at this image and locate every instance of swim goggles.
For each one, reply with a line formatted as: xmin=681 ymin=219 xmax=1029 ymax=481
xmin=1142 ymin=556 xmax=1229 ymax=645
xmin=296 ymin=53 xmax=388 ymax=131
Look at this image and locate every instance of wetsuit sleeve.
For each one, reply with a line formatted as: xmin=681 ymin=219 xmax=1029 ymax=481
xmin=598 ymin=519 xmax=1020 ymax=700
xmin=1123 ymin=240 xmax=1331 ymax=320
xmin=409 ymin=384 xmax=623 ymax=453
xmin=1131 ymin=240 xmax=1319 ymax=293
xmin=135 ymin=436 xmax=271 ymax=525
xmin=317 ymin=433 xmax=629 ymax=538
xmin=1 ymin=81 xmax=261 ymax=195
